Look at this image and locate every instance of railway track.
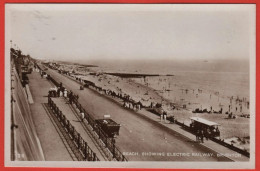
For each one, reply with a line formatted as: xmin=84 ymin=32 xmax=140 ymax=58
xmin=67 ymin=101 xmax=113 ymax=161
xmin=44 ymin=72 xmax=111 ymax=161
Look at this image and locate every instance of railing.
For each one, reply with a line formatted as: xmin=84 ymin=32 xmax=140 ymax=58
xmin=173 ymin=119 xmax=250 ymax=158
xmin=146 ymin=106 xmax=250 ymax=158
xmin=68 ymin=92 xmax=127 ymax=161
xmin=210 ymin=136 xmax=250 ymax=158
xmin=48 ymin=97 xmax=99 ymax=161
xmin=48 ymin=76 xmax=59 ymax=87
xmin=40 ymin=62 xmax=250 ymax=160
xmin=38 ymin=62 xmax=127 ymax=161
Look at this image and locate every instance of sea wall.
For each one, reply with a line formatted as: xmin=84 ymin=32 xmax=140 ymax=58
xmin=11 ymin=69 xmax=45 ymax=161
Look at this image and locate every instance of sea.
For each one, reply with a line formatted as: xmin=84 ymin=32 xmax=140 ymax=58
xmin=70 ymin=58 xmax=250 ymax=100
xmin=65 ymin=58 xmax=251 ymax=140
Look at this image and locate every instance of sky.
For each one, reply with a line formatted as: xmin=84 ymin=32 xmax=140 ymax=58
xmin=6 ymin=4 xmax=255 ymax=61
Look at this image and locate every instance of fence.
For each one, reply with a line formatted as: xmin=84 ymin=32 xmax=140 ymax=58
xmin=48 ymin=76 xmax=59 ymax=87
xmin=48 ymin=97 xmax=99 ymax=161
xmin=37 ymin=65 xmax=127 ymax=161
xmin=68 ymin=92 xmax=127 ymax=161
xmin=146 ymin=106 xmax=250 ymax=158
xmin=37 ymin=63 xmax=145 ymax=161
xmin=56 ymin=68 xmax=146 ymax=109
xmin=210 ymin=136 xmax=250 ymax=158
xmin=173 ymin=119 xmax=250 ymax=158
xmin=40 ymin=62 xmax=250 ymax=160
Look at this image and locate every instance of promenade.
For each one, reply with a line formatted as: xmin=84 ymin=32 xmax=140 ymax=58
xmin=28 ymin=70 xmax=73 ymax=161
xmin=51 ymin=98 xmax=107 ymax=161
xmin=137 ymin=109 xmax=249 ymax=161
xmin=41 ymin=65 xmax=246 ymax=161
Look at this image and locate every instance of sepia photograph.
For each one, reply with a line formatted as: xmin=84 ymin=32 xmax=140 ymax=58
xmin=4 ymin=3 xmax=256 ymax=169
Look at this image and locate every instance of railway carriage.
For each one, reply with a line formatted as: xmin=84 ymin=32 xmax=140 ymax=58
xmin=95 ymin=119 xmax=121 ymax=138
xmin=190 ymin=117 xmax=220 ymax=138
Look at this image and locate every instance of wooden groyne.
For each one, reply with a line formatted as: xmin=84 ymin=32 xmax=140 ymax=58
xmin=105 ymin=73 xmax=174 ymax=78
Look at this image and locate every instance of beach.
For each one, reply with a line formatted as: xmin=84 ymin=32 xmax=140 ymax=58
xmin=51 ymin=59 xmax=250 ymax=151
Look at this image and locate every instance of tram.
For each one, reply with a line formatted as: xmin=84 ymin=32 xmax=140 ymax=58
xmin=95 ymin=118 xmax=121 ymax=138
xmin=84 ymin=80 xmax=95 ymax=88
xmin=190 ymin=117 xmax=220 ymax=138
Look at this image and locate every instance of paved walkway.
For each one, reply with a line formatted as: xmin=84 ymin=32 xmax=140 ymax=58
xmin=28 ymin=70 xmax=72 ymax=161
xmin=59 ymin=69 xmax=249 ymax=162
xmin=52 ymin=98 xmax=107 ymax=161
xmin=137 ymin=109 xmax=249 ymax=161
xmin=96 ymin=84 xmax=249 ymax=161
xmin=41 ymin=66 xmax=242 ymax=161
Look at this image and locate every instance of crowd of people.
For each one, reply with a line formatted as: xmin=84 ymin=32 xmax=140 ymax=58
xmin=48 ymin=82 xmax=80 ymax=104
xmin=76 ymin=78 xmax=146 ymax=112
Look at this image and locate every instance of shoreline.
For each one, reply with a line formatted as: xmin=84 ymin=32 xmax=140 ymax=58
xmin=46 ymin=60 xmax=250 ymax=151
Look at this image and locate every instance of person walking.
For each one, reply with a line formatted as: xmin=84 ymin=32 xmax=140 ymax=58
xmin=206 ymin=128 xmax=210 ymax=140
xmin=64 ymin=89 xmax=68 ymax=98
xmin=196 ymin=130 xmax=200 ymax=142
xmin=81 ymin=112 xmax=85 ymax=122
xmin=59 ymin=90 xmax=63 ymax=97
xmin=138 ymin=104 xmax=141 ymax=110
xmin=69 ymin=93 xmax=72 ymax=104
xmin=200 ymin=130 xmax=204 ymax=143
xmin=163 ymin=111 xmax=167 ymax=123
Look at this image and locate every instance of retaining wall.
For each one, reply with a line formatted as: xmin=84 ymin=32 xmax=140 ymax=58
xmin=11 ymin=69 xmax=45 ymax=161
